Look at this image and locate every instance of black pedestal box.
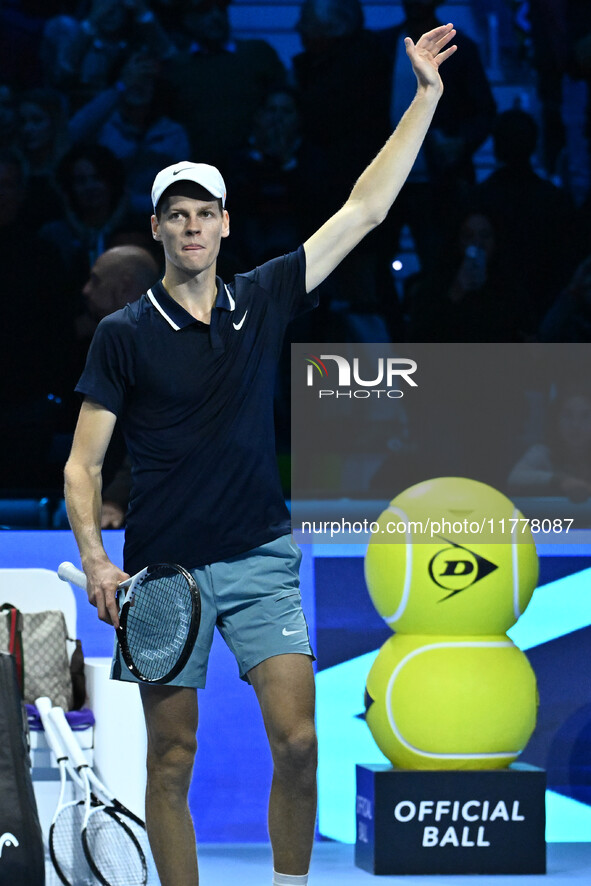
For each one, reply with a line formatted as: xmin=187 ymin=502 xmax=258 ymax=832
xmin=355 ymin=763 xmax=546 ymax=875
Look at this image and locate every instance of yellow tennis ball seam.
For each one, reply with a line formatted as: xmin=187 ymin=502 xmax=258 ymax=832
xmin=385 ymin=639 xmax=526 ymax=761
xmin=382 ymin=504 xmax=412 ymax=625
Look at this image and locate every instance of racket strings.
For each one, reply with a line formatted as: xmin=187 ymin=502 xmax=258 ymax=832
xmin=112 ymin=812 xmax=158 ymax=883
xmin=49 ymin=803 xmax=96 ymax=885
xmin=84 ymin=809 xmax=147 ymax=886
xmin=125 ymin=568 xmax=195 ymax=680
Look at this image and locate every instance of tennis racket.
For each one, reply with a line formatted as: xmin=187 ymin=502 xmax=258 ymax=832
xmin=57 ymin=561 xmax=201 ymax=683
xmin=35 ymin=696 xmax=97 ymax=886
xmin=48 ymin=705 xmax=150 ymax=886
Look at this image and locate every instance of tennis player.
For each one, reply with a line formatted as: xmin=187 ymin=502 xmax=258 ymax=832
xmin=64 ymin=25 xmax=456 ymax=886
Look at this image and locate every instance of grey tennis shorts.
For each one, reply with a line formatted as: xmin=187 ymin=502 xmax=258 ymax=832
xmin=110 ymin=534 xmax=314 ymax=688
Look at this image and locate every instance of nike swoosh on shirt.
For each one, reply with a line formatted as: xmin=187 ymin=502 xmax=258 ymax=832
xmin=282 ymin=628 xmax=303 ymax=636
xmin=233 ymin=310 xmax=248 ymax=330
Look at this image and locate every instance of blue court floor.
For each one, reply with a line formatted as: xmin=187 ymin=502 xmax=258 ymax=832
xmin=45 ymin=841 xmax=591 ymax=885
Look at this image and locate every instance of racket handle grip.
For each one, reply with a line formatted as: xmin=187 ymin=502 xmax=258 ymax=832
xmin=48 ymin=706 xmax=88 ymax=770
xmin=35 ymin=697 xmax=67 ymax=760
xmin=58 ymin=561 xmax=87 ymax=589
xmin=35 ymin=696 xmax=52 ymax=719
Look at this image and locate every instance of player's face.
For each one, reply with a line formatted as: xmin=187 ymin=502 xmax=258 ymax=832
xmin=151 ymin=194 xmax=230 ymax=278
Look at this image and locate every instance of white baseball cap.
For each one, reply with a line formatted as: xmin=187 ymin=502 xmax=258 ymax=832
xmin=151 ymin=161 xmax=227 ymax=211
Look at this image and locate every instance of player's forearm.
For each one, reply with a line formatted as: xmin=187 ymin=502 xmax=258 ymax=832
xmin=64 ymin=460 xmax=110 ymax=569
xmin=347 ymin=86 xmax=441 ymax=227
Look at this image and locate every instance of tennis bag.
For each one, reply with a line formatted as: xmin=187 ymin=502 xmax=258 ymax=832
xmin=0 ymin=652 xmax=44 ymax=885
xmin=0 ymin=604 xmax=85 ymax=711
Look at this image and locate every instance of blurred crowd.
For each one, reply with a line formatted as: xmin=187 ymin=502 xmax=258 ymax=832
xmin=1 ymin=0 xmax=591 ymax=501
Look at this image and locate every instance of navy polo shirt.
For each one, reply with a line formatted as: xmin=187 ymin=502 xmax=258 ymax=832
xmin=76 ymin=247 xmax=317 ymax=574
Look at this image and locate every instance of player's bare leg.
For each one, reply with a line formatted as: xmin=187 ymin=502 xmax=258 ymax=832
xmin=249 ymin=654 xmax=317 ymax=876
xmin=140 ymin=684 xmax=199 ymax=886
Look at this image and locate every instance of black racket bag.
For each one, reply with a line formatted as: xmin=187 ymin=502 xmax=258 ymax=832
xmin=0 ymin=652 xmax=44 ymax=885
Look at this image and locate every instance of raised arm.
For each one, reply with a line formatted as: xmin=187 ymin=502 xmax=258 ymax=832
xmin=64 ymin=398 xmax=128 ymax=627
xmin=303 ymin=23 xmax=457 ymax=293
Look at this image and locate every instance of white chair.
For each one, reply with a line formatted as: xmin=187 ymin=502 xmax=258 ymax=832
xmin=0 ymin=567 xmax=84 ymax=754
xmin=0 ymin=567 xmax=92 ymax=842
xmin=0 ymin=567 xmax=77 ymax=639
xmin=0 ymin=568 xmax=147 ymax=837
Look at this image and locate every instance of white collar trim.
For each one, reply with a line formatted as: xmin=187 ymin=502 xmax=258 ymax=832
xmin=147 ymin=284 xmax=234 ymax=327
xmin=147 ymin=288 xmax=180 ymax=331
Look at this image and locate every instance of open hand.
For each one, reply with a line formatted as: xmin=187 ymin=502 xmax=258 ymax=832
xmin=405 ymin=23 xmax=457 ymax=95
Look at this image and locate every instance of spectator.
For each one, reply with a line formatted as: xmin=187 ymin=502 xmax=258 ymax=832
xmin=78 ymin=243 xmax=161 ymax=333
xmin=69 ymin=53 xmax=190 ymax=215
xmin=292 ymin=0 xmax=397 ymax=339
xmin=227 ymin=86 xmax=323 ymax=447
xmin=471 ymin=108 xmax=574 ymax=331
xmin=404 ymin=211 xmax=531 ymax=341
xmin=375 ymin=0 xmax=496 ymax=271
xmin=163 ymin=0 xmax=286 ymax=167
xmin=39 ymin=143 xmax=144 ymax=300
xmin=528 ymin=0 xmax=569 ymax=178
xmin=293 ymin=0 xmax=391 ymax=218
xmin=527 ymin=1 xmax=591 ymax=192
xmin=508 ymin=388 xmax=591 ymax=502
xmin=18 ymin=87 xmax=69 ymax=228
xmin=41 ymin=0 xmax=173 ymax=109
xmin=227 ymin=88 xmax=310 ymax=266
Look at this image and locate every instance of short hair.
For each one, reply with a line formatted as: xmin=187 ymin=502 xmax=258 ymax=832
xmin=102 ymin=245 xmax=161 ymax=297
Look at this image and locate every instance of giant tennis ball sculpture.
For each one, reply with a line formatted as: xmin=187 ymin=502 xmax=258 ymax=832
xmin=365 ymin=633 xmax=539 ymax=770
xmin=365 ymin=477 xmax=539 ymax=635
